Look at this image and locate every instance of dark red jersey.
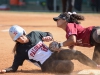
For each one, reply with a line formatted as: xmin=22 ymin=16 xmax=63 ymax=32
xmin=66 ymin=23 xmax=94 ymax=47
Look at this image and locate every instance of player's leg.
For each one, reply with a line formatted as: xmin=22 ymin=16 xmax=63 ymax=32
xmin=91 ymin=27 xmax=100 ymax=64
xmin=41 ymin=57 xmax=74 ymax=73
xmin=57 ymin=49 xmax=98 ymax=68
xmin=67 ymin=0 xmax=72 ymax=12
xmin=61 ymin=0 xmax=67 ymax=12
xmin=92 ymin=45 xmax=100 ymax=64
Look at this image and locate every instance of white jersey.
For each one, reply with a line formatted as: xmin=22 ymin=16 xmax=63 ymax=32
xmin=28 ymin=41 xmax=52 ymax=65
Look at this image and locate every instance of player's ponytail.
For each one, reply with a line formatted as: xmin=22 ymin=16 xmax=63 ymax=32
xmin=64 ymin=12 xmax=84 ymax=24
xmin=13 ymin=43 xmax=17 ymax=54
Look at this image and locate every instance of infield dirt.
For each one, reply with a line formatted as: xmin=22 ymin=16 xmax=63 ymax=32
xmin=0 ymin=11 xmax=100 ymax=75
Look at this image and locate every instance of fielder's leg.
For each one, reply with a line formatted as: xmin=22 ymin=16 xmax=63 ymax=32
xmin=91 ymin=27 xmax=100 ymax=64
xmin=57 ymin=49 xmax=97 ymax=68
xmin=92 ymin=45 xmax=100 ymax=64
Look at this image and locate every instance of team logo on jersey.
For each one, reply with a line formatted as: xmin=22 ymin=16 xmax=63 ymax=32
xmin=13 ymin=31 xmax=17 ymax=35
xmin=68 ymin=32 xmax=72 ymax=35
xmin=28 ymin=41 xmax=48 ymax=57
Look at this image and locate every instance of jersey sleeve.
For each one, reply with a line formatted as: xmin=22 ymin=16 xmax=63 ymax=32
xmin=5 ymin=53 xmax=25 ymax=72
xmin=5 ymin=66 xmax=18 ymax=72
xmin=45 ymin=32 xmax=53 ymax=37
xmin=30 ymin=31 xmax=53 ymax=40
xmin=66 ymin=23 xmax=77 ymax=38
xmin=12 ymin=53 xmax=25 ymax=67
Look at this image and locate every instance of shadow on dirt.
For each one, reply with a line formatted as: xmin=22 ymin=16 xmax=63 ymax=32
xmin=17 ymin=69 xmax=42 ymax=73
xmin=15 ymin=69 xmax=71 ymax=75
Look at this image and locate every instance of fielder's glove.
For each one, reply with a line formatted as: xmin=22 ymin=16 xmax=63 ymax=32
xmin=49 ymin=41 xmax=62 ymax=52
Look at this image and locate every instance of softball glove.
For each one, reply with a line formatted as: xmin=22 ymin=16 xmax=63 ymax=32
xmin=49 ymin=41 xmax=60 ymax=52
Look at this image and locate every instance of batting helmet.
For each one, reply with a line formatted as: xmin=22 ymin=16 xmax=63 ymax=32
xmin=53 ymin=12 xmax=77 ymax=21
xmin=9 ymin=25 xmax=26 ymax=41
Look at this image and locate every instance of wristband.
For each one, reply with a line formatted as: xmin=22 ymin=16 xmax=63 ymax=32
xmin=60 ymin=42 xmax=63 ymax=47
xmin=59 ymin=42 xmax=63 ymax=48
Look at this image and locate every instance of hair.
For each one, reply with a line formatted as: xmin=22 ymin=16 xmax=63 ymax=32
xmin=64 ymin=12 xmax=84 ymax=24
xmin=13 ymin=31 xmax=26 ymax=54
xmin=13 ymin=42 xmax=18 ymax=54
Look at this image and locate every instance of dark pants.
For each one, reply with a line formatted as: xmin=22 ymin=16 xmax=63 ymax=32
xmin=46 ymin=0 xmax=59 ymax=11
xmin=90 ymin=26 xmax=100 ymax=64
xmin=93 ymin=45 xmax=100 ymax=64
xmin=74 ymin=0 xmax=82 ymax=11
xmin=61 ymin=0 xmax=73 ymax=12
xmin=91 ymin=0 xmax=100 ymax=12
xmin=41 ymin=49 xmax=97 ymax=73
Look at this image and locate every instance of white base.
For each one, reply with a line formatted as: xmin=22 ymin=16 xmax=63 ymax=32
xmin=77 ymin=69 xmax=100 ymax=75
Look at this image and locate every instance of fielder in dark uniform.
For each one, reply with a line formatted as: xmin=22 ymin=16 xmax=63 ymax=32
xmin=0 ymin=25 xmax=100 ymax=74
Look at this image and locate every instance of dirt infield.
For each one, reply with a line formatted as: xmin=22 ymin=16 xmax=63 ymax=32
xmin=0 ymin=11 xmax=100 ymax=75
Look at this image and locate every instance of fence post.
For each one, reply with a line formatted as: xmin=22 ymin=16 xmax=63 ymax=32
xmin=53 ymin=0 xmax=57 ymax=12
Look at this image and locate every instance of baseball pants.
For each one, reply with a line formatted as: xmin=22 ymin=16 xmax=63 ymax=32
xmin=41 ymin=49 xmax=97 ymax=73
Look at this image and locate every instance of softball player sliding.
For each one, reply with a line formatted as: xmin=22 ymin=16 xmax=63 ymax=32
xmin=0 ymin=25 xmax=100 ymax=74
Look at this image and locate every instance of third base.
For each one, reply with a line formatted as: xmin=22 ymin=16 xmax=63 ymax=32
xmin=77 ymin=69 xmax=100 ymax=75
